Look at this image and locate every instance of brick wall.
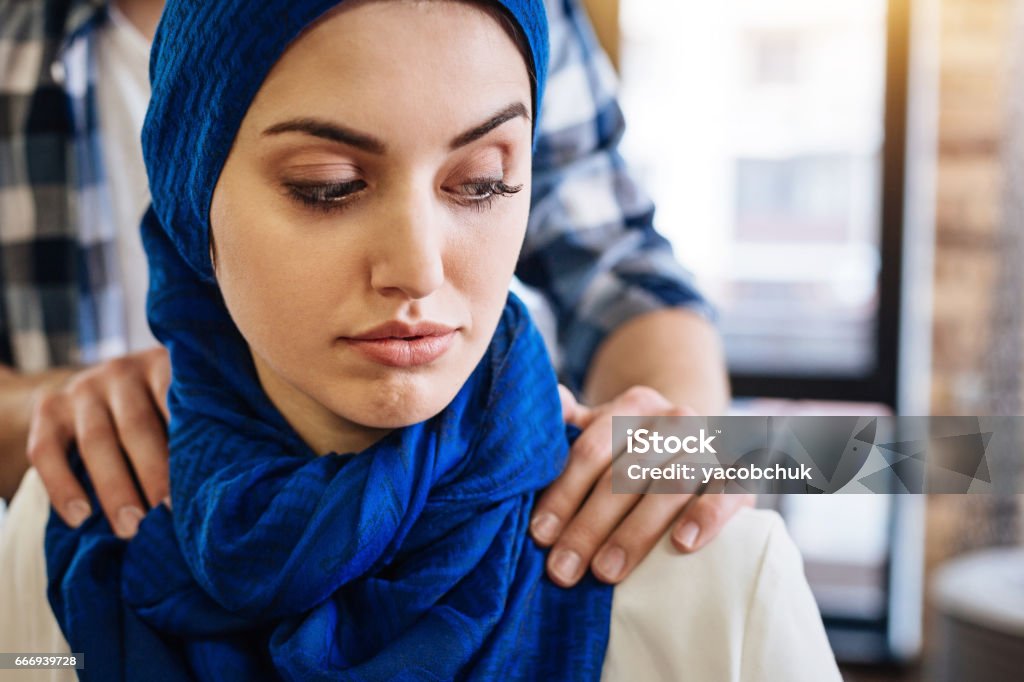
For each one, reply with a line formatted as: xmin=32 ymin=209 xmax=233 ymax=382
xmin=930 ymin=0 xmax=1012 ymax=416
xmin=924 ymin=0 xmax=1021 ymax=667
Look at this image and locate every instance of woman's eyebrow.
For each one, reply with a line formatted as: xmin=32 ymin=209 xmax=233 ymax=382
xmin=262 ymin=118 xmax=386 ymax=153
xmin=448 ymin=102 xmax=529 ymax=150
xmin=260 ymin=102 xmax=529 ymax=154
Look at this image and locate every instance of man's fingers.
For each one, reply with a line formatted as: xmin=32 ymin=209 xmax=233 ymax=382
xmin=530 ymin=410 xmax=619 ymax=547
xmin=72 ymin=397 xmax=146 ymax=539
xmin=529 ymin=470 xmax=590 ymax=549
xmin=27 ymin=394 xmax=92 ymax=528
xmin=671 ymin=493 xmax=755 ymax=553
xmin=22 ymin=349 xmax=173 ymax=532
xmin=591 ymin=492 xmax=692 ymax=583
xmin=545 ymin=470 xmax=639 ymax=587
xmin=558 ymin=384 xmax=595 ymax=428
xmin=108 ymin=376 xmax=170 ymax=508
xmin=557 ymin=384 xmax=578 ymax=423
xmin=146 ymin=348 xmax=172 ymax=423
xmin=533 ymin=387 xmax=685 ymax=550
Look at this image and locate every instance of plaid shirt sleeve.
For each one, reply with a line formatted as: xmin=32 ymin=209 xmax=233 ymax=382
xmin=1 ymin=0 xmax=122 ymax=372
xmin=519 ymin=0 xmax=716 ymax=391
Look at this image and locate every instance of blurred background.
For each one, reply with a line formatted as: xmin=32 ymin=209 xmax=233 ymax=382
xmin=576 ymin=0 xmax=1024 ymax=679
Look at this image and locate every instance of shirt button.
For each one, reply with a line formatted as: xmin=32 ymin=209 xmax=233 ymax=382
xmin=50 ymin=59 xmax=66 ymax=85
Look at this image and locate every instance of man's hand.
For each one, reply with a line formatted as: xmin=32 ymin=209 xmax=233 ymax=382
xmin=27 ymin=347 xmax=171 ymax=538
xmin=0 ymin=365 xmax=76 ymax=501
xmin=531 ymin=385 xmax=754 ymax=587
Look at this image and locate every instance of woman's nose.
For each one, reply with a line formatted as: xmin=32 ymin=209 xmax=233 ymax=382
xmin=369 ymin=188 xmax=446 ymax=300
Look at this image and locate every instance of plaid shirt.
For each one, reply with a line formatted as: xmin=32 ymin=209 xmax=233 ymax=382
xmin=0 ymin=0 xmax=712 ymax=390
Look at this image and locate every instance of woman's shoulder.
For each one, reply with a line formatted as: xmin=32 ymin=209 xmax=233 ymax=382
xmin=606 ymin=507 xmax=790 ymax=635
xmin=602 ymin=507 xmax=841 ymax=682
xmin=0 ymin=467 xmax=51 ymax=554
xmin=0 ymin=468 xmax=76 ymax=680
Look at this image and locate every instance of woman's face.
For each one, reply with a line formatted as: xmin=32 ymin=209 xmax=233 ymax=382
xmin=209 ymin=0 xmax=533 ymax=453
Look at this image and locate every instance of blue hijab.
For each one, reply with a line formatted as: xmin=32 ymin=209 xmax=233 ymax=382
xmin=45 ymin=1 xmax=612 ymax=680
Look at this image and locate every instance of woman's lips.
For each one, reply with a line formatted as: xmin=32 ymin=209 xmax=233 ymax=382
xmin=343 ymin=332 xmax=456 ymax=367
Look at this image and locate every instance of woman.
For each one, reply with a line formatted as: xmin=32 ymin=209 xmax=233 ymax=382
xmin=0 ymin=0 xmax=841 ymax=679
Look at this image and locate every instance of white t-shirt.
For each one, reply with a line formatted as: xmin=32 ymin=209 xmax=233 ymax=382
xmin=94 ymin=4 xmax=157 ymax=352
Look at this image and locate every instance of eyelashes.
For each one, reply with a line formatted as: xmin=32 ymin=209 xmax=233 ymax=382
xmin=284 ymin=177 xmax=524 ymax=214
xmin=286 ymin=179 xmax=367 ymax=208
xmin=456 ymin=179 xmax=524 ymax=212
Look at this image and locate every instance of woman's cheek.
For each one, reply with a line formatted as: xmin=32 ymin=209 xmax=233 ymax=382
xmin=479 ymin=201 xmax=530 ymax=294
xmin=218 ymin=228 xmax=325 ymax=352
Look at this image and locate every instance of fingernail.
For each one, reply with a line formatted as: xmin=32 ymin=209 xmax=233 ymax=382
xmin=162 ymin=496 xmax=172 ymax=511
xmin=65 ymin=499 xmax=91 ymax=527
xmin=550 ymin=548 xmax=581 ymax=584
xmin=674 ymin=521 xmax=700 ymax=550
xmin=116 ymin=506 xmax=145 ymax=538
xmin=594 ymin=545 xmax=626 ymax=581
xmin=530 ymin=512 xmax=560 ymax=544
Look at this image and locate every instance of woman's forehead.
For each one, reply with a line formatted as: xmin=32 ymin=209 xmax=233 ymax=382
xmin=280 ymin=0 xmax=525 ymax=68
xmin=242 ymin=0 xmax=533 ymax=147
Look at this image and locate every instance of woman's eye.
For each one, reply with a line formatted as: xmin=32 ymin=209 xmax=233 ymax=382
xmin=455 ymin=178 xmax=524 ymax=211
xmin=286 ymin=179 xmax=367 ymax=211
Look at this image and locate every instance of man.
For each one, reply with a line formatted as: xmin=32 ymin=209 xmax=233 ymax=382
xmin=0 ymin=0 xmax=744 ymax=588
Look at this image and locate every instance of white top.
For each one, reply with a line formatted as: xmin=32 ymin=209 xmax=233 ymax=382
xmin=0 ymin=470 xmax=841 ymax=681
xmin=94 ymin=4 xmax=157 ymax=353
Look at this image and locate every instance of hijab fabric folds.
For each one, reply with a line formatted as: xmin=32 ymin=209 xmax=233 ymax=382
xmin=45 ymin=0 xmax=612 ymax=679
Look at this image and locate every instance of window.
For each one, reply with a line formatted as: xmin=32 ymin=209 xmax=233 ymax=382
xmin=619 ymin=0 xmax=901 ymax=405
xmin=749 ymin=31 xmax=801 ymax=84
xmin=617 ymin=0 xmax=919 ymax=664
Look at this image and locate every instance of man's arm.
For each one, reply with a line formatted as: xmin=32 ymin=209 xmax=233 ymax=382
xmin=524 ymin=0 xmax=751 ymax=587
xmin=583 ymin=308 xmax=729 ymax=413
xmin=521 ymin=0 xmax=718 ymax=393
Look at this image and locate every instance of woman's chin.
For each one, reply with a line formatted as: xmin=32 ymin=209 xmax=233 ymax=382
xmin=329 ymin=380 xmax=463 ymax=430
